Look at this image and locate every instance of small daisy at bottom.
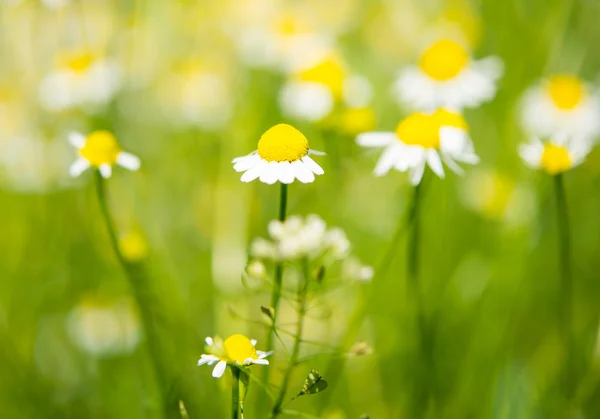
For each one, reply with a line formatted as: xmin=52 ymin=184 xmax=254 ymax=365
xmin=197 ymin=334 xmax=271 ymax=378
xmin=519 ymin=136 xmax=591 ymax=175
xmin=233 ymin=123 xmax=324 ymax=184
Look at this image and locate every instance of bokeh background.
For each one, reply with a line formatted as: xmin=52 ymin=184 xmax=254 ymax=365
xmin=2 ymin=0 xmax=600 ymax=418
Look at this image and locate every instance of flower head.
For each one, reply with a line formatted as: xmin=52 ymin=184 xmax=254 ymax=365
xmin=197 ymin=334 xmax=271 ymax=378
xmin=232 ymin=124 xmax=324 ymax=184
xmin=520 ymin=74 xmax=600 ymax=141
xmin=519 ymin=136 xmax=591 ymax=175
xmin=394 ymin=38 xmax=503 ymax=111
xmin=68 ymin=131 xmax=140 ymax=178
xmin=357 ymin=109 xmax=479 ymax=185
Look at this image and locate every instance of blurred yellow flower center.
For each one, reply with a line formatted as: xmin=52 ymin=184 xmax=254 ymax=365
xmin=257 ymin=123 xmax=309 ymax=162
xmin=274 ymin=14 xmax=306 ymax=36
xmin=419 ymin=39 xmax=469 ymax=81
xmin=396 ymin=112 xmax=440 ymax=149
xmin=540 ymin=143 xmax=572 ymax=174
xmin=339 ymin=107 xmax=376 ymax=135
xmin=61 ymin=52 xmax=96 ymax=73
xmin=433 ymin=108 xmax=468 ymax=130
xmin=79 ymin=131 xmax=121 ymax=167
xmin=224 ymin=334 xmax=257 ymax=363
xmin=298 ymin=56 xmax=346 ymax=97
xmin=547 ymin=75 xmax=585 ymax=110
xmin=119 ymin=232 xmax=148 ymax=262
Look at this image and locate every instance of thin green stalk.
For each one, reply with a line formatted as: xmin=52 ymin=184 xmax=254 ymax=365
xmin=271 ymin=259 xmax=309 ymax=419
xmin=554 ymin=174 xmax=574 ymax=402
xmin=231 ymin=367 xmax=241 ymax=419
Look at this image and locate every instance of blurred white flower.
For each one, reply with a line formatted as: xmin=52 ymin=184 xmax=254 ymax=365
xmin=251 ymin=214 xmax=352 ymax=262
xmin=198 ymin=334 xmax=271 ymax=378
xmin=342 ymin=256 xmax=374 ymax=282
xmin=357 ymin=109 xmax=479 ymax=185
xmin=68 ymin=130 xmax=140 ymax=179
xmin=39 ymin=51 xmax=121 ymax=112
xmin=232 ymin=124 xmax=324 ymax=184
xmin=519 ymin=136 xmax=591 ymax=175
xmin=394 ymin=38 xmax=503 ymax=111
xmin=520 ymin=75 xmax=600 ymax=142
xmin=67 ymin=297 xmax=141 ymax=358
xmin=246 ymin=260 xmax=267 ymax=278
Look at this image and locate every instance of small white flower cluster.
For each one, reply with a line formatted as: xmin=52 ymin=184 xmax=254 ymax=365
xmin=250 ymin=214 xmax=350 ymax=262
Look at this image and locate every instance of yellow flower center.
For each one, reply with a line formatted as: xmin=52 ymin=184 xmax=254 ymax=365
xmin=257 ymin=123 xmax=309 ymax=162
xmin=274 ymin=14 xmax=308 ymax=36
xmin=60 ymin=52 xmax=97 ymax=73
xmin=540 ymin=143 xmax=572 ymax=174
xmin=224 ymin=334 xmax=258 ymax=363
xmin=395 ymin=112 xmax=440 ymax=149
xmin=79 ymin=131 xmax=121 ymax=167
xmin=547 ymin=75 xmax=585 ymax=110
xmin=432 ymin=108 xmax=468 ymax=130
xmin=419 ymin=39 xmax=469 ymax=81
xmin=298 ymin=56 xmax=346 ymax=97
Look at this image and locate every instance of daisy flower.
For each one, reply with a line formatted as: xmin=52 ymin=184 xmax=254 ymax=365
xmin=68 ymin=131 xmax=140 ymax=179
xmin=520 ymin=74 xmax=600 ymax=141
xmin=232 ymin=123 xmax=324 ymax=184
xmin=357 ymin=109 xmax=479 ymax=185
xmin=519 ymin=136 xmax=592 ymax=175
xmin=394 ymin=38 xmax=503 ymax=111
xmin=197 ymin=334 xmax=271 ymax=379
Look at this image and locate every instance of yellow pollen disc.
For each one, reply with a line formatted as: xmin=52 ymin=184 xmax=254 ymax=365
xmin=547 ymin=75 xmax=585 ymax=110
xmin=60 ymin=52 xmax=96 ymax=73
xmin=395 ymin=112 xmax=440 ymax=149
xmin=540 ymin=143 xmax=572 ymax=174
xmin=257 ymin=123 xmax=309 ymax=162
xmin=224 ymin=334 xmax=257 ymax=363
xmin=79 ymin=131 xmax=121 ymax=167
xmin=274 ymin=14 xmax=307 ymax=36
xmin=298 ymin=56 xmax=346 ymax=97
xmin=419 ymin=39 xmax=469 ymax=81
xmin=433 ymin=108 xmax=468 ymax=130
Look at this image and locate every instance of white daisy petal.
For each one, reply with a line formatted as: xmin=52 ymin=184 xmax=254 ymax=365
xmin=116 ymin=152 xmax=141 ymax=171
xmin=276 ymin=161 xmax=295 ymax=184
xmin=233 ymin=150 xmax=257 ymax=163
xmin=233 ymin=154 xmax=261 ymax=172
xmin=99 ymin=164 xmax=112 ymax=179
xmin=441 ymin=155 xmax=465 ymax=175
xmin=250 ymin=339 xmax=257 ymax=347
xmin=69 ymin=158 xmax=90 ymax=177
xmin=356 ymin=132 xmax=396 ymax=148
xmin=409 ymin=162 xmax=426 ymax=185
xmin=252 ymin=359 xmax=269 ymax=365
xmin=256 ymin=350 xmax=273 ymax=359
xmin=68 ymin=132 xmax=86 ymax=148
xmin=426 ymin=150 xmax=445 ymax=178
xmin=308 ymin=149 xmax=326 ymax=156
xmin=212 ymin=361 xmax=227 ymax=378
xmin=291 ymin=160 xmax=315 ymax=183
xmin=301 ymin=156 xmax=324 ymax=175
xmin=205 ymin=337 xmax=214 ymax=346
xmin=241 ymin=159 xmax=267 ymax=182
xmin=259 ymin=161 xmax=279 ymax=184
xmin=518 ymin=143 xmax=542 ymax=168
xmin=373 ymin=144 xmax=402 ymax=176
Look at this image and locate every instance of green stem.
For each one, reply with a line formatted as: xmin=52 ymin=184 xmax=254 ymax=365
xmin=232 ymin=367 xmax=241 ymax=419
xmin=271 ymin=259 xmax=309 ymax=419
xmin=554 ymin=174 xmax=574 ymax=401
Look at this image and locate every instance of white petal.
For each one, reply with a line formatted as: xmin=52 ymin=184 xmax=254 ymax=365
xmin=301 ymin=156 xmax=324 ymax=175
xmin=69 ymin=158 xmax=90 ymax=177
xmin=441 ymin=155 xmax=465 ymax=175
xmin=276 ymin=161 xmax=295 ymax=184
xmin=99 ymin=164 xmax=112 ymax=178
xmin=291 ymin=160 xmax=315 ymax=183
xmin=241 ymin=159 xmax=267 ymax=182
xmin=68 ymin=132 xmax=86 ymax=148
xmin=116 ymin=152 xmax=141 ymax=171
xmin=426 ymin=150 xmax=445 ymax=178
xmin=212 ymin=361 xmax=227 ymax=378
xmin=198 ymin=354 xmax=219 ymax=366
xmin=518 ymin=143 xmax=542 ymax=167
xmin=233 ymin=150 xmax=257 ymax=163
xmin=257 ymin=350 xmax=273 ymax=359
xmin=250 ymin=339 xmax=257 ymax=347
xmin=233 ymin=154 xmax=261 ymax=172
xmin=252 ymin=359 xmax=269 ymax=365
xmin=374 ymin=144 xmax=401 ymax=176
xmin=205 ymin=337 xmax=214 ymax=346
xmin=308 ymin=149 xmax=326 ymax=156
xmin=259 ymin=161 xmax=279 ymax=184
xmin=356 ymin=132 xmax=396 ymax=148
xmin=409 ymin=162 xmax=426 ymax=185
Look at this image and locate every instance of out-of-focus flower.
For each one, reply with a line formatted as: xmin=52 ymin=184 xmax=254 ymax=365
xmin=341 ymin=256 xmax=374 ymax=282
xmin=39 ymin=51 xmax=121 ymax=112
xmin=67 ymin=297 xmax=141 ymax=358
xmin=198 ymin=335 xmax=271 ymax=378
xmin=520 ymin=75 xmax=600 ymax=141
xmin=347 ymin=341 xmax=374 ymax=357
xmin=394 ymin=38 xmax=503 ymax=111
xmin=519 ymin=136 xmax=591 ymax=175
xmin=357 ymin=109 xmax=479 ymax=184
xmin=68 ymin=131 xmax=140 ymax=179
xmin=336 ymin=106 xmax=376 ymax=136
xmin=250 ymin=214 xmax=351 ymax=262
xmin=232 ymin=124 xmax=324 ymax=184
xmin=119 ymin=231 xmax=148 ymax=262
xmin=246 ymin=260 xmax=267 ymax=278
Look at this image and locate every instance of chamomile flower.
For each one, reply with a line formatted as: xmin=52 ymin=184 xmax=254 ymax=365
xmin=232 ymin=124 xmax=324 ymax=184
xmin=68 ymin=131 xmax=140 ymax=179
xmin=519 ymin=136 xmax=592 ymax=175
xmin=394 ymin=38 xmax=503 ymax=111
xmin=357 ymin=109 xmax=479 ymax=185
xmin=197 ymin=334 xmax=271 ymax=379
xmin=520 ymin=74 xmax=600 ymax=141
xmin=39 ymin=51 xmax=121 ymax=112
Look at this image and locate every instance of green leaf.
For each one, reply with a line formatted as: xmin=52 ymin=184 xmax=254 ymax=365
xmin=239 ymin=368 xmax=250 ymax=402
xmin=297 ymin=369 xmax=328 ymax=397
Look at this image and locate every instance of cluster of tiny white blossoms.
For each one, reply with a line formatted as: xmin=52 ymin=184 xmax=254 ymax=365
xmin=197 ymin=334 xmax=271 ymax=379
